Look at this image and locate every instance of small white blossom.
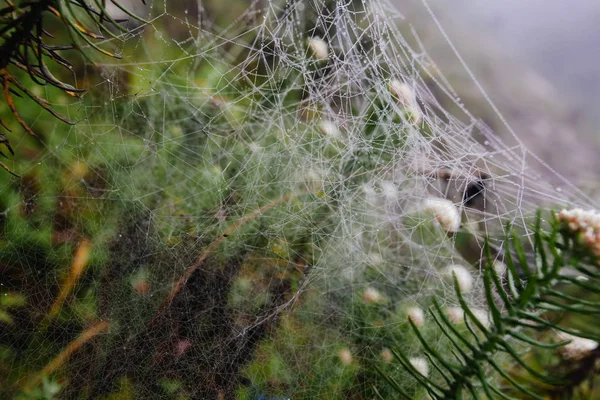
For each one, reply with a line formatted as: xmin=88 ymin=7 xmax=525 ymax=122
xmin=318 ymin=120 xmax=341 ymax=138
xmin=471 ymin=308 xmax=491 ymax=329
xmin=446 ymin=306 xmax=489 ymax=328
xmin=389 ymin=80 xmax=421 ymax=124
xmin=421 ymin=198 xmax=461 ymax=232
xmin=380 ymin=181 xmax=398 ymax=201
xmin=248 ymin=142 xmax=262 ymax=153
xmin=406 ymin=306 xmax=425 ymax=327
xmin=308 ymin=37 xmax=329 ymax=60
xmin=446 ymin=306 xmax=464 ymax=324
xmin=338 ymin=348 xmax=353 ymax=365
xmin=492 ymin=260 xmax=507 ymax=277
xmin=366 ymin=252 xmax=383 ymax=267
xmin=389 ymin=79 xmax=416 ymax=105
xmin=363 ymin=287 xmax=384 ymax=304
xmin=405 ymin=105 xmax=422 ymax=125
xmin=557 ymin=332 xmax=599 ymax=360
xmin=380 ymin=348 xmax=394 ymax=362
xmin=442 ymin=264 xmax=473 ymax=293
xmin=409 ymin=357 xmax=429 ymax=377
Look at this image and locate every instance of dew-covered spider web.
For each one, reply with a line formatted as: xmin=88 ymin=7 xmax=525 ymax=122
xmin=0 ymin=0 xmax=596 ymax=399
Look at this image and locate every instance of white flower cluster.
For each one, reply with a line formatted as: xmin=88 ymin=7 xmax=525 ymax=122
xmin=421 ymin=198 xmax=461 ymax=233
xmin=558 ymin=208 xmax=600 ymax=258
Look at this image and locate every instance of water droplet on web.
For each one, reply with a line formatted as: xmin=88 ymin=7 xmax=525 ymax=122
xmin=556 ymin=187 xmax=562 ymax=192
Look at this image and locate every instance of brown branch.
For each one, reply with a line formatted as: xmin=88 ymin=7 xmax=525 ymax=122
xmin=0 ymin=157 xmax=18 ymax=176
xmin=48 ymin=239 xmax=92 ymax=318
xmin=22 ymin=320 xmax=110 ymax=391
xmin=3 ymin=74 xmax=38 ymax=138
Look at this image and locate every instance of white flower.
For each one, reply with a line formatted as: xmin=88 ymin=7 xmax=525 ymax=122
xmin=389 ymin=80 xmax=421 ymax=124
xmin=442 ymin=264 xmax=473 ymax=293
xmin=421 ymin=198 xmax=461 ymax=232
xmin=557 ymin=332 xmax=599 ymax=360
xmin=338 ymin=348 xmax=353 ymax=365
xmin=492 ymin=260 xmax=507 ymax=277
xmin=363 ymin=287 xmax=384 ymax=304
xmin=308 ymin=37 xmax=329 ymax=60
xmin=380 ymin=181 xmax=398 ymax=201
xmin=389 ymin=79 xmax=416 ymax=105
xmin=409 ymin=357 xmax=429 ymax=377
xmin=248 ymin=142 xmax=262 ymax=153
xmin=446 ymin=306 xmax=464 ymax=324
xmin=471 ymin=308 xmax=490 ymax=329
xmin=446 ymin=306 xmax=489 ymax=328
xmin=366 ymin=252 xmax=383 ymax=267
xmin=405 ymin=105 xmax=422 ymax=125
xmin=318 ymin=120 xmax=341 ymax=138
xmin=303 ymin=168 xmax=326 ymax=187
xmin=406 ymin=306 xmax=425 ymax=327
xmin=380 ymin=348 xmax=394 ymax=362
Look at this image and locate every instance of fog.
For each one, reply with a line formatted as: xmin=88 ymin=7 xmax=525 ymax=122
xmin=442 ymin=0 xmax=600 ymax=110
xmin=397 ymin=0 xmax=600 ymax=190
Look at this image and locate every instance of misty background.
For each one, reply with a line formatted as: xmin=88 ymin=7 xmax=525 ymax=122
xmin=398 ymin=0 xmax=600 ymax=193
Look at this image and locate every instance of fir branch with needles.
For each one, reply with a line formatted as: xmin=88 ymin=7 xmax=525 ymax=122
xmin=0 ymin=0 xmax=147 ymax=176
xmin=378 ymin=209 xmax=600 ymax=399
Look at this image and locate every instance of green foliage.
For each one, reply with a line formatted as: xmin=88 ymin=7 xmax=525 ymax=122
xmin=0 ymin=0 xmax=147 ymax=175
xmin=15 ymin=376 xmax=63 ymax=400
xmin=1 ymin=2 xmax=597 ymax=399
xmin=380 ymin=210 xmax=600 ymax=399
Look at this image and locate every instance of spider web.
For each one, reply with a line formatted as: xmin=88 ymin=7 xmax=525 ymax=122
xmin=0 ymin=0 xmax=595 ymax=399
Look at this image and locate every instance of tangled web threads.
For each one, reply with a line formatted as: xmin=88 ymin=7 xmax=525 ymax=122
xmin=1 ymin=0 xmax=596 ymax=398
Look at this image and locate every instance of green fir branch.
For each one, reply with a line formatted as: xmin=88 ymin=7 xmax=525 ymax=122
xmin=381 ymin=209 xmax=600 ymax=399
